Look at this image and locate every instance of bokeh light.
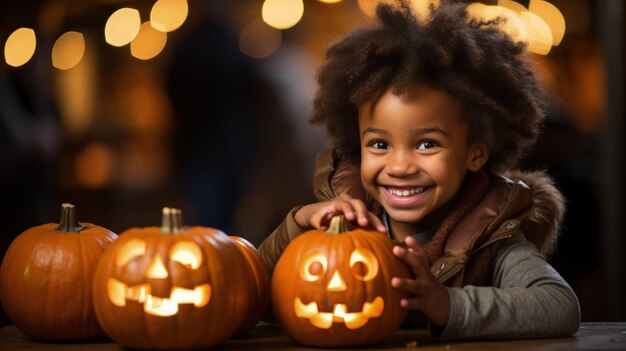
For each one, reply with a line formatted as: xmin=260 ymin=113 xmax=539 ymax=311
xmin=4 ymin=27 xmax=37 ymax=67
xmin=74 ymin=142 xmax=115 ymax=188
xmin=521 ymin=10 xmax=554 ymax=55
xmin=240 ymin=19 xmax=282 ymax=59
xmin=467 ymin=4 xmax=527 ymax=43
xmin=358 ymin=0 xmax=439 ymax=20
xmin=150 ymin=0 xmax=188 ymax=32
xmin=105 ymin=8 xmax=141 ymax=47
xmin=497 ymin=0 xmax=526 ymax=15
xmin=52 ymin=31 xmax=85 ymax=70
xmin=262 ymin=0 xmax=304 ymax=30
xmin=529 ymin=0 xmax=565 ymax=45
xmin=131 ymin=22 xmax=168 ymax=60
xmin=318 ymin=0 xmax=343 ymax=3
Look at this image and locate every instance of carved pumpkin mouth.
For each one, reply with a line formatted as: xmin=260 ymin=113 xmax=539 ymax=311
xmin=293 ymin=296 xmax=384 ymax=330
xmin=107 ymin=278 xmax=211 ymax=317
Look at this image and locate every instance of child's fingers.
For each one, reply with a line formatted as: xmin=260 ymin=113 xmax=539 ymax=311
xmin=393 ymin=243 xmax=430 ymax=277
xmin=334 ymin=200 xmax=357 ymax=221
xmin=391 ymin=277 xmax=421 ymax=293
xmin=319 ymin=194 xmax=386 ymax=233
xmin=366 ymin=212 xmax=387 ymax=233
xmin=399 ymin=297 xmax=423 ymax=310
xmin=338 ymin=193 xmax=368 ymax=226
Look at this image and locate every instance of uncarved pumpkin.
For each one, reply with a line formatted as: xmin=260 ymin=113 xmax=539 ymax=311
xmin=92 ymin=207 xmax=253 ymax=350
xmin=271 ymin=215 xmax=411 ymax=347
xmin=0 ymin=203 xmax=117 ymax=341
xmin=230 ymin=236 xmax=270 ymax=336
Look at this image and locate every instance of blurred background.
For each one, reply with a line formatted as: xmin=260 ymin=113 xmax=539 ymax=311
xmin=0 ymin=0 xmax=624 ymax=326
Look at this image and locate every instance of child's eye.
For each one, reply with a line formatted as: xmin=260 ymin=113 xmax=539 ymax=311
xmin=417 ymin=140 xmax=439 ymax=150
xmin=368 ymin=140 xmax=389 ymax=150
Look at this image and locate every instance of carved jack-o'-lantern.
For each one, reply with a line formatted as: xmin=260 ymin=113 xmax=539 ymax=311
xmin=271 ymin=215 xmax=411 ymax=347
xmin=93 ymin=208 xmax=253 ymax=350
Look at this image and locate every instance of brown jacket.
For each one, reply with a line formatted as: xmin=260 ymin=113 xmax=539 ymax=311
xmin=259 ymin=148 xmax=566 ymax=288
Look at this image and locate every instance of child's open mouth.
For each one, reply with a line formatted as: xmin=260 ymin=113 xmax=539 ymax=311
xmin=383 ymin=186 xmax=431 ymax=206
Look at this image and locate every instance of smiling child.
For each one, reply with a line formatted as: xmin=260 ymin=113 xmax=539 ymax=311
xmin=259 ymin=0 xmax=580 ymax=340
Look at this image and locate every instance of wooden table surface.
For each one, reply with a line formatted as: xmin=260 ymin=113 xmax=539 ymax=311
xmin=1 ymin=322 xmax=625 ymax=350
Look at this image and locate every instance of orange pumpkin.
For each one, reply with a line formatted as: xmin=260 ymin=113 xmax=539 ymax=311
xmin=0 ymin=203 xmax=117 ymax=341
xmin=271 ymin=215 xmax=411 ymax=347
xmin=230 ymin=236 xmax=270 ymax=336
xmin=92 ymin=208 xmax=253 ymax=350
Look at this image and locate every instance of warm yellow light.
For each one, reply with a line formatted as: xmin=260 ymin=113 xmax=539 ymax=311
xmin=116 ymin=239 xmax=147 ymax=266
xmin=146 ymin=256 xmax=169 ymax=279
xmin=300 ymin=251 xmax=327 ymax=281
xmin=171 ymin=284 xmax=211 ymax=307
xmin=466 ymin=2 xmax=486 ymax=17
xmin=105 ymin=8 xmax=141 ymax=47
xmin=130 ymin=21 xmax=167 ymax=60
xmin=410 ymin=0 xmax=440 ymax=21
xmin=108 ymin=278 xmax=129 ymax=307
xmin=4 ymin=27 xmax=37 ymax=67
xmin=262 ymin=0 xmax=304 ymax=30
xmin=529 ymin=0 xmax=565 ymax=45
xmin=150 ymin=0 xmax=188 ymax=32
xmin=107 ymin=278 xmax=211 ymax=316
xmin=293 ymin=296 xmax=384 ymax=330
xmin=497 ymin=0 xmax=526 ymax=14
xmin=145 ymin=294 xmax=177 ymax=316
xmin=239 ymin=19 xmax=282 ymax=59
xmin=52 ymin=31 xmax=85 ymax=70
xmin=326 ymin=269 xmax=347 ymax=291
xmin=318 ymin=0 xmax=342 ymax=3
xmin=357 ymin=0 xmax=380 ymax=17
xmin=350 ymin=248 xmax=379 ymax=281
xmin=75 ymin=142 xmax=115 ymax=188
xmin=54 ymin=48 xmax=95 ymax=138
xmin=467 ymin=5 xmax=527 ymax=43
xmin=521 ymin=10 xmax=553 ymax=55
xmin=358 ymin=0 xmax=439 ymax=20
xmin=170 ymin=241 xmax=202 ymax=269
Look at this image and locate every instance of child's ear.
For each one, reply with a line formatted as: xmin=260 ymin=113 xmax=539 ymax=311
xmin=467 ymin=143 xmax=489 ymax=172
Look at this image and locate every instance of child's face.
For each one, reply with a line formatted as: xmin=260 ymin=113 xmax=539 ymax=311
xmin=358 ymin=85 xmax=487 ymax=229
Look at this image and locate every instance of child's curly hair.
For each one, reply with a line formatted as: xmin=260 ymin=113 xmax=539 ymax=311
xmin=310 ymin=1 xmax=545 ymax=174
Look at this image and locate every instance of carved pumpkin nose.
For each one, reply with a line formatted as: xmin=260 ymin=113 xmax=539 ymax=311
xmin=326 ymin=269 xmax=347 ymax=291
xmin=146 ymin=255 xmax=168 ymax=279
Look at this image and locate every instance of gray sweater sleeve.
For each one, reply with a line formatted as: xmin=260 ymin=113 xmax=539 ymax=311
xmin=436 ymin=233 xmax=581 ymax=340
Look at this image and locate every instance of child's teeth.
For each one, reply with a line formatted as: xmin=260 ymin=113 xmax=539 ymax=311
xmin=390 ymin=187 xmax=425 ymax=197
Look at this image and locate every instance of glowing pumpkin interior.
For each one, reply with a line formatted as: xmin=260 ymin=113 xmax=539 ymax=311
xmin=293 ymin=248 xmax=384 ymax=330
xmin=107 ymin=238 xmax=211 ymax=317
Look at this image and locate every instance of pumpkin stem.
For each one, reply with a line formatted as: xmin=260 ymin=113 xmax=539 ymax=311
xmin=55 ymin=203 xmax=85 ymax=233
xmin=326 ymin=215 xmax=350 ymax=234
xmin=161 ymin=207 xmax=185 ymax=234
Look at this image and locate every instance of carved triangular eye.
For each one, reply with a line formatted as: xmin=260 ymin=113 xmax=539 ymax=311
xmin=169 ymin=241 xmax=202 ymax=269
xmin=299 ymin=251 xmax=327 ymax=282
xmin=350 ymin=248 xmax=378 ymax=281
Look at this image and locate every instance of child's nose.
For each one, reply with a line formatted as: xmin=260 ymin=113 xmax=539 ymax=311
xmin=386 ymin=151 xmax=418 ymax=176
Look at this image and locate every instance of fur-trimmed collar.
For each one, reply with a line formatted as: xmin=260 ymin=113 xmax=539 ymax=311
xmin=502 ymin=169 xmax=566 ymax=258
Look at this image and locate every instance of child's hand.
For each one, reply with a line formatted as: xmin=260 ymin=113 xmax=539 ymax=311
xmin=392 ymin=236 xmax=450 ymax=328
xmin=294 ymin=192 xmax=387 ymax=233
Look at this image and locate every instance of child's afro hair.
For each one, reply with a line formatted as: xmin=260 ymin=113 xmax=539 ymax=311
xmin=310 ymin=0 xmax=546 ymax=174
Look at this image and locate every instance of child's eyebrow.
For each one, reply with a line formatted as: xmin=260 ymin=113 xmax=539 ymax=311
xmin=413 ymin=127 xmax=449 ymax=137
xmin=362 ymin=127 xmax=389 ymax=137
xmin=362 ymin=127 xmax=449 ymax=137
